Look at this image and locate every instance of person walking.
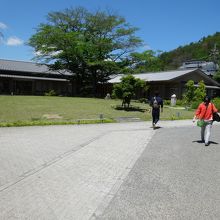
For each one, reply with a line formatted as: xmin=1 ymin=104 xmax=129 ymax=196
xmin=150 ymin=92 xmax=163 ymax=129
xmin=193 ymin=96 xmax=218 ymax=146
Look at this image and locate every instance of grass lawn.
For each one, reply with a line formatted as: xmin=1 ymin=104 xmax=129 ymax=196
xmin=0 ymin=95 xmax=194 ymax=126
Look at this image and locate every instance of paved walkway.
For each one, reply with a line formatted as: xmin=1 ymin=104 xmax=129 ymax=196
xmin=0 ymin=120 xmax=219 ymax=219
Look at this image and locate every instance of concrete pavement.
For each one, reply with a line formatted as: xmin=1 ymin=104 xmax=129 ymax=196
xmin=0 ymin=120 xmax=219 ymax=219
xmin=95 ymin=123 xmax=220 ymax=220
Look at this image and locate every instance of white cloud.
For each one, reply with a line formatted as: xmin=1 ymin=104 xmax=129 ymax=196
xmin=0 ymin=22 xmax=7 ymax=29
xmin=6 ymin=37 xmax=23 ymax=46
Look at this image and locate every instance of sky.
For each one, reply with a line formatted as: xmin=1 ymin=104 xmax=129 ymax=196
xmin=0 ymin=0 xmax=220 ymax=62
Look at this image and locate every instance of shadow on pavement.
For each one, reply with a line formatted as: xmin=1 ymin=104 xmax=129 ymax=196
xmin=151 ymin=126 xmax=162 ymax=130
xmin=192 ymin=140 xmax=219 ymax=145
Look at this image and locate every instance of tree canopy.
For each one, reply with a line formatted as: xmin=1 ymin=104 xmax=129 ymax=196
xmin=129 ymin=50 xmax=164 ymax=73
xmin=183 ymin=80 xmax=206 ymax=105
xmin=158 ymin=32 xmax=220 ymax=70
xmin=28 ymin=7 xmax=142 ymax=96
xmin=112 ymin=74 xmax=147 ymax=108
xmin=213 ymin=70 xmax=220 ymax=83
xmin=129 ymin=32 xmax=220 ymax=73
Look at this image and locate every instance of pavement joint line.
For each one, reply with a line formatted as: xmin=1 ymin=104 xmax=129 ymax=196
xmin=1 ymin=120 xmax=220 ymax=219
xmin=89 ymin=123 xmax=192 ymax=219
xmin=90 ymin=130 xmax=156 ymax=219
xmin=0 ymin=131 xmax=109 ymax=193
xmin=110 ymin=128 xmax=151 ymax=132
xmin=89 ymin=169 xmax=134 ymax=219
xmin=89 ymin=175 xmax=129 ymax=220
xmin=0 ymin=127 xmax=154 ymax=193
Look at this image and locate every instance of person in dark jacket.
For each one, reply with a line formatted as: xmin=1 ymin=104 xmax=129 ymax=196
xmin=150 ymin=92 xmax=163 ymax=129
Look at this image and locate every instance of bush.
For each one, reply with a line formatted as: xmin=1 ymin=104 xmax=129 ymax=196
xmin=112 ymin=74 xmax=147 ymax=108
xmin=139 ymin=98 xmax=148 ymax=103
xmin=191 ymin=100 xmax=202 ymax=109
xmin=163 ymin=100 xmax=171 ymax=105
xmin=191 ymin=97 xmax=220 ymax=110
xmin=44 ymin=90 xmax=57 ymax=96
xmin=213 ymin=97 xmax=220 ymax=111
xmin=176 ymin=99 xmax=185 ymax=106
xmin=164 ymin=99 xmax=186 ymax=106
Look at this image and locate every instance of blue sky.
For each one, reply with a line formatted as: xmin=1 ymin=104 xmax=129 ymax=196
xmin=0 ymin=0 xmax=220 ymax=62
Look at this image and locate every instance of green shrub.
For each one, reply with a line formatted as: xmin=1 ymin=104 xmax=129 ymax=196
xmin=176 ymin=99 xmax=184 ymax=106
xmin=182 ymin=80 xmax=205 ymax=106
xmin=139 ymin=98 xmax=148 ymax=103
xmin=112 ymin=74 xmax=147 ymax=108
xmin=183 ymin=80 xmax=196 ymax=104
xmin=194 ymin=80 xmax=206 ymax=101
xmin=213 ymin=97 xmax=220 ymax=111
xmin=44 ymin=90 xmax=57 ymax=96
xmin=164 ymin=100 xmax=171 ymax=105
xmin=164 ymin=99 xmax=184 ymax=106
xmin=191 ymin=98 xmax=220 ymax=110
xmin=191 ymin=100 xmax=202 ymax=109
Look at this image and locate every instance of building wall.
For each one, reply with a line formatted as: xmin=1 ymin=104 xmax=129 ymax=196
xmin=148 ymin=82 xmax=181 ymax=100
xmin=104 ymin=71 xmax=220 ymax=100
xmin=0 ymin=77 xmax=71 ymax=96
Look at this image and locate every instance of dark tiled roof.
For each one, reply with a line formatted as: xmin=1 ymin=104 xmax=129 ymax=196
xmin=0 ymin=59 xmax=72 ymax=76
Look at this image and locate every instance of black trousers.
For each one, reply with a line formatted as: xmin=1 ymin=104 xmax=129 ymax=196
xmin=152 ymin=109 xmax=160 ymax=124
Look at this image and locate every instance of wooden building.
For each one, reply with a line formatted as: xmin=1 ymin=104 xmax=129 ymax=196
xmin=1 ymin=59 xmax=220 ymax=99
xmin=0 ymin=59 xmax=72 ymax=96
xmin=107 ymin=69 xmax=220 ymax=99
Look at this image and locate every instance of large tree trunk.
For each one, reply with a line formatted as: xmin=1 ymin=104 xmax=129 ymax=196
xmin=92 ymin=71 xmax=97 ymax=97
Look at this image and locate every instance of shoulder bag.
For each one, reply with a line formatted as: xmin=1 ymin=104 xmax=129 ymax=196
xmin=212 ymin=103 xmax=220 ymax=122
xmin=197 ymin=119 xmax=206 ymax=127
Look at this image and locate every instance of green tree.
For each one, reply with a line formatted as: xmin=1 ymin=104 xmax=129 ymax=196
xmin=112 ymin=74 xmax=147 ymax=108
xmin=213 ymin=70 xmax=220 ymax=83
xmin=183 ymin=80 xmax=196 ymax=105
xmin=130 ymin=50 xmax=164 ymax=73
xmin=28 ymin=7 xmax=142 ymax=96
xmin=158 ymin=32 xmax=220 ymax=70
xmin=194 ymin=80 xmax=206 ymax=101
xmin=183 ymin=80 xmax=206 ymax=106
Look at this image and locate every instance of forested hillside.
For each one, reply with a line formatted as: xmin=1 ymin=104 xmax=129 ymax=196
xmin=131 ymin=32 xmax=220 ymax=74
xmin=159 ymin=32 xmax=220 ymax=70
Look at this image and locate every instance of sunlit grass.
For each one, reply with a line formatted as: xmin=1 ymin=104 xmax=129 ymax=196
xmin=0 ymin=95 xmax=194 ymax=126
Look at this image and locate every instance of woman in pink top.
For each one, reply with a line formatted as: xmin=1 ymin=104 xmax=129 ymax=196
xmin=193 ymin=96 xmax=218 ymax=146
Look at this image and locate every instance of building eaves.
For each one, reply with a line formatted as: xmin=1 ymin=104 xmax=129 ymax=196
xmin=193 ymin=69 xmax=220 ymax=87
xmin=0 ymin=74 xmax=69 ymax=82
xmin=0 ymin=59 xmax=72 ymax=76
xmin=194 ymin=84 xmax=220 ymax=90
